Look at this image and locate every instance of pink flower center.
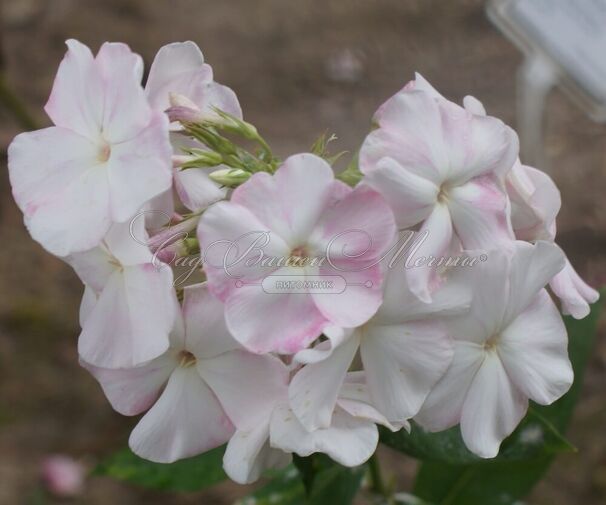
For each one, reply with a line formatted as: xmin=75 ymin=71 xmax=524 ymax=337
xmin=97 ymin=140 xmax=111 ymax=163
xmin=288 ymin=245 xmax=310 ymax=267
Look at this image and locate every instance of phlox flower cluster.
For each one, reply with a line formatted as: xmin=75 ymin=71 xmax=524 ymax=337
xmin=8 ymin=40 xmax=599 ymax=483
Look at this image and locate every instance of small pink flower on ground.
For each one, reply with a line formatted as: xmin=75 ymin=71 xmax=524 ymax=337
xmin=41 ymin=455 xmax=85 ymax=498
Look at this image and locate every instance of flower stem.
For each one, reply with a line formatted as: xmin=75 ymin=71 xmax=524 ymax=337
xmin=368 ymin=452 xmax=389 ymax=499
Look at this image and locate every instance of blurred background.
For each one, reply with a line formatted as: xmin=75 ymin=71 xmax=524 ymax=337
xmin=0 ymin=0 xmax=605 ymax=503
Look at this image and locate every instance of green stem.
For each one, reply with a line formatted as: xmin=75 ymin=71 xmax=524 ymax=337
xmin=0 ymin=75 xmax=38 ymax=131
xmin=368 ymin=453 xmax=389 ymax=499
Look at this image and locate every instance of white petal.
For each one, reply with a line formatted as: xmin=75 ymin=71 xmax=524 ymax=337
xmin=145 ymin=41 xmax=209 ymax=112
xmin=174 ymin=166 xmax=226 ymax=211
xmin=270 ymin=403 xmax=378 ymax=467
xmin=197 ymin=200 xmax=290 ymax=301
xmin=550 ymin=258 xmax=600 ymax=319
xmin=231 ymin=153 xmax=337 ymax=245
xmin=196 ymin=81 xmax=243 ymax=120
xmin=378 ymin=242 xmax=472 ymax=324
xmin=361 ymin=90 xmax=448 ymax=184
xmin=103 ymin=219 xmax=153 ymax=267
xmin=223 ymin=423 xmax=290 ymax=485
xmin=79 ymin=286 xmax=97 ymax=326
xmin=504 ymin=241 xmax=566 ymax=323
xmin=446 ymin=247 xmax=511 ymax=344
xmin=448 ymin=175 xmax=514 ymax=249
xmin=8 ymin=127 xmax=111 ymax=256
xmin=360 ymin=320 xmax=453 ymax=421
xmin=405 ymin=203 xmax=453 ymax=303
xmin=78 ymin=265 xmax=175 ymax=368
xmin=361 ymin=156 xmax=438 ymax=229
xmin=95 ymin=42 xmax=149 ymax=143
xmin=129 ymin=367 xmax=234 ymax=463
xmin=181 ymin=282 xmax=239 ymax=359
xmin=81 ymin=351 xmax=176 ymax=415
xmin=107 ymin=112 xmax=172 ymax=223
xmin=224 ymin=282 xmax=327 ymax=355
xmin=294 ymin=325 xmax=354 ymax=364
xmin=463 ymin=95 xmax=486 ymax=116
xmin=460 ymin=352 xmax=528 ymax=458
xmin=44 ymin=39 xmax=103 ymax=140
xmin=499 ymin=289 xmax=573 ymax=405
xmin=67 ymin=246 xmax=115 ymax=293
xmin=415 ymin=341 xmax=484 ymax=432
xmin=337 ymin=378 xmax=402 ymax=431
xmin=198 ymin=350 xmax=289 ymax=430
xmin=289 ymin=332 xmax=360 ymax=430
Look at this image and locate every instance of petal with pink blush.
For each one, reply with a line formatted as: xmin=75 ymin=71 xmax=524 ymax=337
xmin=550 ymin=259 xmax=600 ymax=319
xmin=44 ymin=39 xmax=103 ymax=140
xmin=8 ymin=127 xmax=111 ymax=256
xmin=129 ymin=367 xmax=234 ymax=463
xmin=224 ymin=281 xmax=327 ymax=354
xmin=447 ymin=174 xmax=514 ymax=249
xmin=462 ymin=95 xmax=487 ymax=115
xmin=444 ymin=111 xmax=519 ymax=185
xmin=507 ymin=163 xmax=561 ymax=241
xmin=174 ymin=165 xmax=226 ymax=211
xmin=95 ymin=42 xmax=150 ymax=143
xmin=405 ymin=203 xmax=453 ymax=303
xmin=360 ymin=92 xmax=447 ymax=184
xmin=198 ymin=201 xmax=290 ymax=300
xmin=312 ymin=263 xmax=383 ymax=328
xmin=362 ymin=157 xmax=438 ymax=228
xmin=181 ymin=283 xmax=239 ymax=359
xmin=311 ymin=183 xmax=396 ymax=266
xmin=196 ymin=81 xmax=243 ymax=120
xmin=81 ymin=351 xmax=176 ymax=416
xmin=231 ymin=154 xmax=337 ymax=246
xmin=503 ymin=241 xmax=565 ymax=324
xmin=78 ymin=264 xmax=175 ymax=368
xmin=107 ymin=111 xmax=173 ymax=223
xmin=145 ymin=41 xmax=210 ymax=112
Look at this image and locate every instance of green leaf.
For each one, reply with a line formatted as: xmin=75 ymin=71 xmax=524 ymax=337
xmin=380 ymin=405 xmax=575 ymax=465
xmin=309 ymin=463 xmax=366 ymax=504
xmin=94 ymin=446 xmax=227 ymax=492
xmin=239 ymin=457 xmax=365 ymax=505
xmin=236 ymin=466 xmax=306 ymax=505
xmin=411 ymin=290 xmax=604 ymax=505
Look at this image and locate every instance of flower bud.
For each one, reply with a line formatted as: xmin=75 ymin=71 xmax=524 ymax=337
xmin=208 ymin=168 xmax=251 ymax=187
xmin=148 ymin=215 xmax=200 ymax=253
xmin=169 ymin=92 xmax=199 ymax=110
xmin=166 ymin=105 xmax=205 ymax=124
xmin=172 ymin=154 xmax=195 ymax=168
